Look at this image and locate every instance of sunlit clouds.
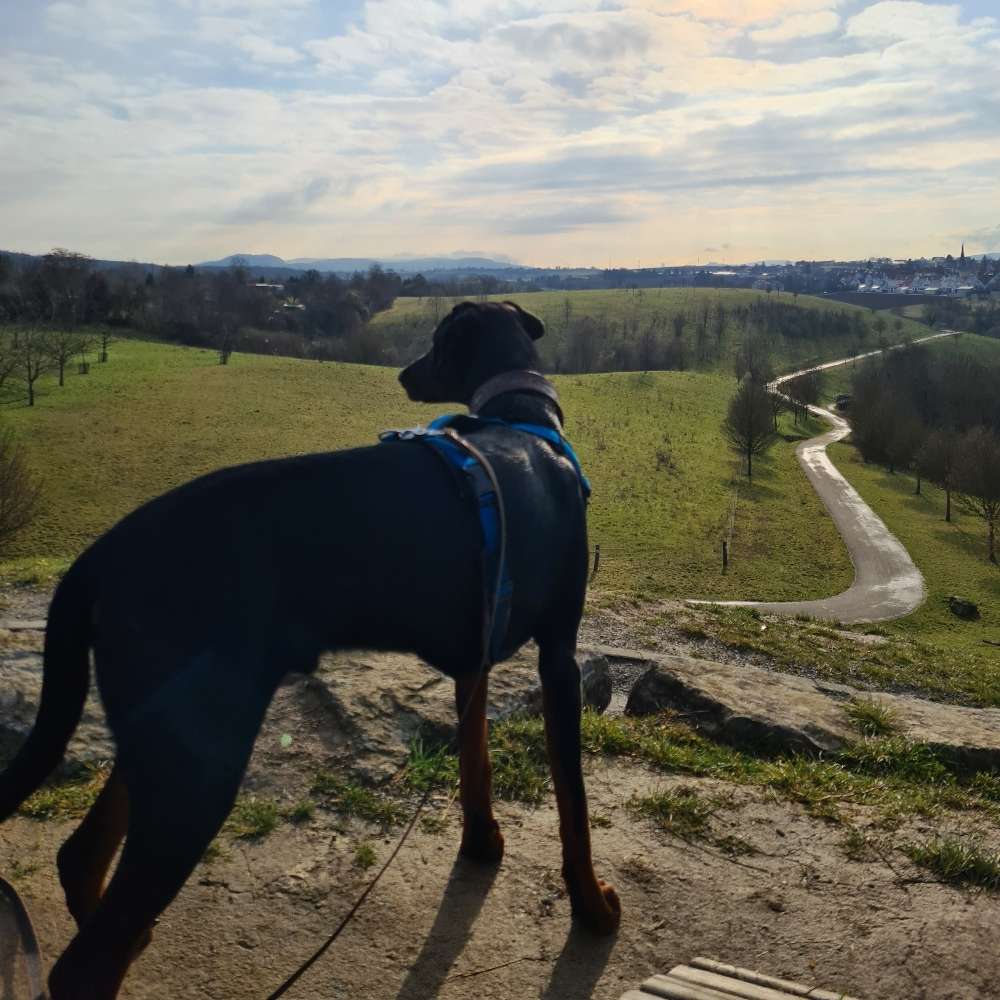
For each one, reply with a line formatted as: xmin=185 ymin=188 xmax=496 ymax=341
xmin=1 ymin=1 xmax=998 ymax=265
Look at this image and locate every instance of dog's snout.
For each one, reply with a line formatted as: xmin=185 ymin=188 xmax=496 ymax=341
xmin=399 ymin=351 xmax=438 ymax=402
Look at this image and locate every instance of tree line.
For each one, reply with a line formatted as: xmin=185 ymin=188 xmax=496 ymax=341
xmin=0 ymin=249 xmax=406 ymax=363
xmin=923 ymin=297 xmax=1000 ymax=339
xmin=851 ymin=343 xmax=1000 ymax=562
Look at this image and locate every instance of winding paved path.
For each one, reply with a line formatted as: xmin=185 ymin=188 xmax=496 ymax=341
xmin=697 ymin=331 xmax=959 ymax=625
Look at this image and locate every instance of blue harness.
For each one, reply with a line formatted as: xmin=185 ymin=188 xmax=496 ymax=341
xmin=379 ymin=414 xmax=590 ymax=665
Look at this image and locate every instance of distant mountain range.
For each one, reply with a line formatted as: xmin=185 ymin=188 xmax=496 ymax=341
xmin=197 ymin=252 xmax=522 ymax=274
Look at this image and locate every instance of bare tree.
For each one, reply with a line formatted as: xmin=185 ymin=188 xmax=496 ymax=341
xmin=565 ymin=317 xmax=603 ymax=373
xmin=954 ymin=427 xmax=1000 ymax=563
xmin=0 ymin=427 xmax=40 ymax=552
xmin=711 ymin=302 xmax=727 ymax=358
xmin=918 ymin=430 xmax=960 ymax=522
xmin=884 ymin=411 xmax=923 ymax=477
xmin=768 ymin=389 xmax=789 ymax=431
xmin=14 ymin=328 xmax=56 ymax=406
xmin=37 ymin=249 xmax=92 ymax=326
xmin=733 ymin=332 xmax=773 ymax=384
xmin=0 ymin=330 xmax=22 ymax=398
xmin=722 ymin=375 xmax=777 ymax=480
xmin=783 ymin=370 xmax=824 ymax=424
xmin=98 ymin=327 xmax=115 ymax=362
xmin=48 ymin=328 xmax=95 ymax=386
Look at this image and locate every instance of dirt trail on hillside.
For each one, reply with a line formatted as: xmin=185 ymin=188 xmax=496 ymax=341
xmin=697 ymin=331 xmax=959 ymax=624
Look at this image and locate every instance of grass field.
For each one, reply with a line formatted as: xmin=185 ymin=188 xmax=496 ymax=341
xmin=0 ymin=335 xmax=852 ymax=607
xmin=370 ymin=288 xmax=929 ymax=374
xmin=827 ymin=441 xmax=1000 ymax=701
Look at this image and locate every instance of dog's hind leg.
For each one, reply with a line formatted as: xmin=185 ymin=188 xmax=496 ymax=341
xmin=57 ymin=764 xmax=129 ymax=928
xmin=48 ymin=659 xmax=274 ymax=1000
xmin=455 ymin=672 xmax=504 ymax=864
xmin=537 ymin=639 xmax=621 ymax=935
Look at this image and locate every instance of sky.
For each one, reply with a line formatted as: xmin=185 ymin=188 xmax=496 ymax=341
xmin=1 ymin=0 xmax=999 ymax=267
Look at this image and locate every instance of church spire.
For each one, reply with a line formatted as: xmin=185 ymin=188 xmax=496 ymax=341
xmin=961 ymin=242 xmax=965 ymax=262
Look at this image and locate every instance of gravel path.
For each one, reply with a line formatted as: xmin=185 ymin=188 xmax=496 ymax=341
xmin=695 ymin=331 xmax=959 ymax=624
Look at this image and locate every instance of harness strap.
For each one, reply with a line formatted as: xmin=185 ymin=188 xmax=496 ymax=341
xmin=379 ymin=415 xmax=589 ymax=667
xmin=379 ymin=424 xmax=514 ymax=666
xmin=429 ymin=414 xmax=591 ymax=500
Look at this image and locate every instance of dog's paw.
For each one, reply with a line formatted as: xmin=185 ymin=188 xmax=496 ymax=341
xmin=573 ymin=880 xmax=622 ymax=936
xmin=459 ymin=817 xmax=505 ymax=865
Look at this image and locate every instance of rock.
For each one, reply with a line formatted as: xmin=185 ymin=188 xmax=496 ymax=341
xmin=622 ymin=653 xmax=848 ymax=755
xmin=948 ymin=596 xmax=980 ymax=620
xmin=485 ymin=651 xmax=612 ymax=720
xmin=581 ymin=654 xmax=612 ymax=713
xmin=594 ymin=644 xmax=1000 ymax=770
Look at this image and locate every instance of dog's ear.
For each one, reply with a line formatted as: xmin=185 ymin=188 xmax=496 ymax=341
xmin=503 ymin=301 xmax=545 ymax=341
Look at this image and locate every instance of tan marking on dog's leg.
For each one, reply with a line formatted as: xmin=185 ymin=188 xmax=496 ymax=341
xmin=57 ymin=765 xmax=129 ymax=928
xmin=455 ymin=672 xmax=504 ymax=864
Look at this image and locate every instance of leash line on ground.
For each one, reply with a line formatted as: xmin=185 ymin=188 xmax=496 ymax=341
xmin=444 ymin=954 xmax=545 ymax=981
xmin=263 ymin=787 xmax=432 ymax=1000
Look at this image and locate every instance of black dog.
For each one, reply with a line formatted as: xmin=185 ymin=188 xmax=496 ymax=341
xmin=0 ymin=301 xmax=620 ymax=999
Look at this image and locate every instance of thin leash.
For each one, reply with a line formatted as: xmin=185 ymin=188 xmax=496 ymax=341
xmin=264 ymin=428 xmax=508 ymax=999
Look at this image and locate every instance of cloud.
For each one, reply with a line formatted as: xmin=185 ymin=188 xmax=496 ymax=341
xmin=846 ymin=1 xmax=991 ymax=41
xmin=235 ymin=34 xmax=304 ymax=65
xmin=642 ymin=0 xmax=840 ymax=27
xmin=751 ymin=10 xmax=840 ymax=42
xmin=45 ymin=0 xmax=168 ymax=45
xmin=493 ymin=202 xmax=634 ymax=235
xmin=4 ymin=1 xmax=1000 ymax=264
xmin=223 ymin=177 xmax=334 ymax=225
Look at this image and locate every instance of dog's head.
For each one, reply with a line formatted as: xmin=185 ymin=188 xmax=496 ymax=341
xmin=399 ymin=301 xmax=545 ymax=404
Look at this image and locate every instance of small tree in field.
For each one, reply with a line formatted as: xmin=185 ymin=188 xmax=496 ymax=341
xmin=954 ymin=427 xmax=1000 ymax=563
xmin=14 ymin=328 xmax=56 ymax=406
xmin=98 ymin=327 xmax=115 ymax=362
xmin=48 ymin=329 xmax=95 ymax=386
xmin=0 ymin=428 xmax=39 ymax=552
xmin=918 ymin=430 xmax=960 ymax=521
xmin=722 ymin=375 xmax=777 ymax=481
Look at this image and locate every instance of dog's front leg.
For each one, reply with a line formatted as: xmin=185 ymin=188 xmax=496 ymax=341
xmin=455 ymin=672 xmax=504 ymax=864
xmin=538 ymin=641 xmax=621 ymax=934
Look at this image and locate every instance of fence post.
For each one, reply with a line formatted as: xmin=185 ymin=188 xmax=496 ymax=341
xmin=590 ymin=544 xmax=601 ymax=584
xmin=722 ymin=540 xmax=728 ymax=573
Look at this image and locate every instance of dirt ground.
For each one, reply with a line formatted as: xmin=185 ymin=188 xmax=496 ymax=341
xmin=2 ymin=589 xmax=999 ymax=999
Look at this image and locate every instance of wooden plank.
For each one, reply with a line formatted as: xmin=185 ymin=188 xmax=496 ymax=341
xmin=640 ymin=973 xmax=755 ymax=999
xmin=689 ymin=958 xmax=815 ymax=997
xmin=670 ymin=965 xmax=807 ymax=999
xmin=620 ymin=960 xmax=865 ymax=1000
xmin=638 ymin=974 xmax=733 ymax=1000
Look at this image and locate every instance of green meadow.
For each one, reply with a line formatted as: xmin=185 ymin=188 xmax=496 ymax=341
xmin=0 ymin=335 xmax=852 ymax=605
xmin=371 ymin=288 xmax=929 ymax=372
xmin=828 ymin=441 xmax=1000 ymax=694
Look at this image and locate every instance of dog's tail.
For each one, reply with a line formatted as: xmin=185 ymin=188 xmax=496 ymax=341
xmin=0 ymin=558 xmax=93 ymax=822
